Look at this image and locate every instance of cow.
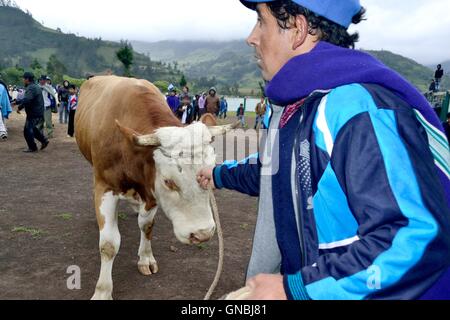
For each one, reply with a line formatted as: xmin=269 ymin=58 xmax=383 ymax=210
xmin=75 ymin=76 xmax=234 ymax=300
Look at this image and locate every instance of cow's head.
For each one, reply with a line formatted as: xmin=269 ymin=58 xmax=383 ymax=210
xmin=117 ymin=121 xmax=235 ymax=245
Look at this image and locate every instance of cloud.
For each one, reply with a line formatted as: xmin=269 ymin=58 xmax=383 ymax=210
xmin=14 ymin=0 xmax=450 ymax=64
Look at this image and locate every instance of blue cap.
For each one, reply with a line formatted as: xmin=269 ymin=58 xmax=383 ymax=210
xmin=240 ymin=0 xmax=361 ymax=28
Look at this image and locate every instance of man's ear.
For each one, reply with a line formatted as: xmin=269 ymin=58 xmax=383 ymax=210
xmin=292 ymin=15 xmax=309 ymax=51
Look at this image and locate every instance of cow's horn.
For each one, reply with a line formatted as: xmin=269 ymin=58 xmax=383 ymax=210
xmin=208 ymin=121 xmax=241 ymax=137
xmin=134 ymin=133 xmax=161 ymax=147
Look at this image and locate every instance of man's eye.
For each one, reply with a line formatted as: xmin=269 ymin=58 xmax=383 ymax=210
xmin=164 ymin=180 xmax=180 ymax=192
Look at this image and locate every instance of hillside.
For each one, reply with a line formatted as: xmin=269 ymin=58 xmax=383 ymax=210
xmin=132 ymin=40 xmax=449 ymax=93
xmin=0 ymin=4 xmax=181 ymax=83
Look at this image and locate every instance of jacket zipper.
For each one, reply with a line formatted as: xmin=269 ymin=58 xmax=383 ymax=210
xmin=294 ymin=109 xmax=308 ymax=268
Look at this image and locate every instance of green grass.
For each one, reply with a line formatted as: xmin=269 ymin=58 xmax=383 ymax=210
xmin=56 ymin=213 xmax=73 ymax=221
xmin=12 ymin=226 xmax=46 ymax=238
xmin=196 ymin=243 xmax=209 ymax=250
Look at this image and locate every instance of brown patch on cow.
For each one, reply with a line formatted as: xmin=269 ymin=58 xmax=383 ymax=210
xmin=200 ymin=113 xmax=217 ymax=126
xmin=100 ymin=242 xmax=116 ymax=260
xmin=143 ymin=220 xmax=155 ymax=241
xmin=76 ymin=76 xmax=181 ymax=226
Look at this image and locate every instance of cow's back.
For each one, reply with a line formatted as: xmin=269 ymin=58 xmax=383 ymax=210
xmin=75 ymin=76 xmax=180 ymax=168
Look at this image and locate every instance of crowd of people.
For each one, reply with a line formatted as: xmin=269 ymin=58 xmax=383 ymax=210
xmin=0 ymin=71 xmax=79 ymax=152
xmin=165 ymin=84 xmax=270 ymax=130
xmin=166 ymin=85 xmax=230 ymax=125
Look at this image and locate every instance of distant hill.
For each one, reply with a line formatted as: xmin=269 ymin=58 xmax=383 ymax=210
xmin=0 ymin=4 xmax=181 ymax=83
xmin=132 ymin=40 xmax=449 ymax=93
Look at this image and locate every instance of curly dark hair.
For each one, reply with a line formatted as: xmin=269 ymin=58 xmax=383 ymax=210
xmin=258 ymin=0 xmax=366 ymax=49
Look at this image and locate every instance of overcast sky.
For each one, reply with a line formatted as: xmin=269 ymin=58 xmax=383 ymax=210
xmin=14 ymin=0 xmax=450 ymax=65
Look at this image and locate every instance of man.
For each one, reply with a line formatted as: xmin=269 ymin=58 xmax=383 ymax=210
xmin=254 ymin=97 xmax=266 ymax=129
xmin=205 ymin=87 xmax=220 ymax=116
xmin=444 ymin=113 xmax=450 ymax=146
xmin=0 ymin=79 xmax=12 ymax=141
xmin=16 ymin=72 xmax=49 ymax=153
xmin=435 ymin=64 xmax=444 ymax=91
xmin=236 ymin=103 xmax=246 ymax=127
xmin=58 ymin=80 xmax=70 ymax=124
xmin=429 ymin=79 xmax=436 ymax=93
xmin=166 ymin=87 xmax=180 ymax=114
xmin=198 ymin=0 xmax=450 ymax=300
xmin=39 ymin=75 xmax=58 ymax=138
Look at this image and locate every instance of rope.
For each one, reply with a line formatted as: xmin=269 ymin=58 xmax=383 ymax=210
xmin=204 ymin=186 xmax=224 ymax=300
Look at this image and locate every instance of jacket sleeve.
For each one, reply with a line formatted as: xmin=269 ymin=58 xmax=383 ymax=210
xmin=18 ymin=86 xmax=35 ymax=110
xmin=285 ymin=86 xmax=450 ymax=300
xmin=213 ymin=153 xmax=261 ymax=197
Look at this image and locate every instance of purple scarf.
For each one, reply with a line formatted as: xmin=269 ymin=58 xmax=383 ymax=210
xmin=265 ymin=41 xmax=450 ymax=206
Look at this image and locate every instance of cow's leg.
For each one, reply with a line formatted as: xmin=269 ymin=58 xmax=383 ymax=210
xmin=92 ymin=184 xmax=120 ymax=300
xmin=137 ymin=204 xmax=158 ymax=276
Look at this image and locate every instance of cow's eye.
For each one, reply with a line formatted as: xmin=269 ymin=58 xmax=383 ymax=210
xmin=164 ymin=179 xmax=180 ymax=192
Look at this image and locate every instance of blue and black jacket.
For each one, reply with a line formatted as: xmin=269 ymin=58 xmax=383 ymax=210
xmin=213 ymin=42 xmax=450 ymax=300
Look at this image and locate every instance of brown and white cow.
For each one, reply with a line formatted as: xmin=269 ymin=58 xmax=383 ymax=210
xmin=75 ymin=76 xmax=233 ymax=300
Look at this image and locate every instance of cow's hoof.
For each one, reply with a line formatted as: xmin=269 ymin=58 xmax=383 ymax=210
xmin=91 ymin=291 xmax=113 ymax=300
xmin=138 ymin=262 xmax=158 ymax=276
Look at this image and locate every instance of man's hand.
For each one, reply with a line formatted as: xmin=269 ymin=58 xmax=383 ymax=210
xmin=246 ymin=274 xmax=288 ymax=300
xmin=197 ymin=167 xmax=215 ymax=190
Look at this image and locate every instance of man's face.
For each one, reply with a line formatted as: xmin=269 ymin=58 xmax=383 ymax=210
xmin=39 ymin=79 xmax=46 ymax=86
xmin=247 ymin=4 xmax=297 ymax=81
xmin=23 ymin=78 xmax=30 ymax=86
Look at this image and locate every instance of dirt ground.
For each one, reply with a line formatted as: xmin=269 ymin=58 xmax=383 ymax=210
xmin=0 ymin=111 xmax=260 ymax=300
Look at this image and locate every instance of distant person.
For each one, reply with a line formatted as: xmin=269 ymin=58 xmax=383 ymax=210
xmin=192 ymin=94 xmax=201 ymax=121
xmin=435 ymin=64 xmax=444 ymax=91
xmin=177 ymin=94 xmax=193 ymax=125
xmin=219 ymin=97 xmax=228 ymax=119
xmin=181 ymin=86 xmax=192 ymax=102
xmin=58 ymin=80 xmax=70 ymax=124
xmin=67 ymin=84 xmax=78 ymax=138
xmin=166 ymin=87 xmax=180 ymax=114
xmin=429 ymin=79 xmax=437 ymax=93
xmin=444 ymin=113 xmax=450 ymax=146
xmin=198 ymin=92 xmax=207 ymax=117
xmin=236 ymin=103 xmax=246 ymax=127
xmin=16 ymin=72 xmax=49 ymax=153
xmin=254 ymin=98 xmax=266 ymax=130
xmin=39 ymin=75 xmax=58 ymax=138
xmin=205 ymin=87 xmax=220 ymax=116
xmin=0 ymin=79 xmax=12 ymax=141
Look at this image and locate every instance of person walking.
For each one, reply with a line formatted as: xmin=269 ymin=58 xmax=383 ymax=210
xmin=0 ymin=79 xmax=12 ymax=141
xmin=236 ymin=103 xmax=246 ymax=127
xmin=198 ymin=0 xmax=450 ymax=300
xmin=16 ymin=72 xmax=49 ymax=153
xmin=219 ymin=97 xmax=229 ymax=119
xmin=39 ymin=75 xmax=58 ymax=138
xmin=205 ymin=87 xmax=220 ymax=116
xmin=67 ymin=85 xmax=78 ymax=138
xmin=435 ymin=64 xmax=444 ymax=91
xmin=58 ymin=80 xmax=70 ymax=124
xmin=254 ymin=97 xmax=266 ymax=129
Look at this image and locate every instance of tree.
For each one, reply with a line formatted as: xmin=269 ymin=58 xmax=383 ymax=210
xmin=47 ymin=54 xmax=67 ymax=84
xmin=116 ymin=41 xmax=134 ymax=77
xmin=30 ymin=58 xmax=42 ymax=70
xmin=179 ymin=74 xmax=187 ymax=88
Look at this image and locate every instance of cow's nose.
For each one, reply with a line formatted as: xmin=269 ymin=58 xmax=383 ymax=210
xmin=190 ymin=228 xmax=214 ymax=244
